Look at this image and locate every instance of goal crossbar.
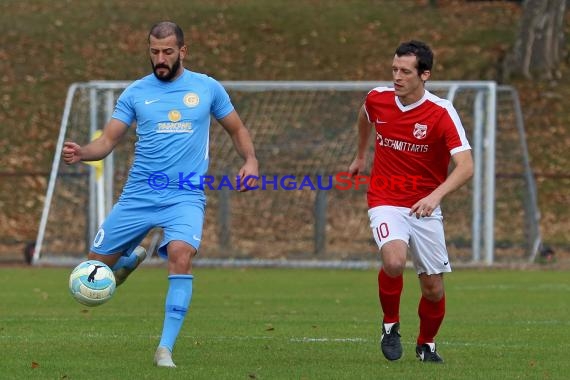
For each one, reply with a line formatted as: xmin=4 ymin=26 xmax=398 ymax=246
xmin=34 ymin=80 xmax=541 ymax=266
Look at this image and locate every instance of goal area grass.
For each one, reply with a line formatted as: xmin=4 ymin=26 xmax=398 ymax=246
xmin=1 ymin=266 xmax=568 ymax=379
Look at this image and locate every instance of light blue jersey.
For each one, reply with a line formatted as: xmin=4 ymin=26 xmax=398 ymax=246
xmin=91 ymin=69 xmax=234 ymax=256
xmin=113 ymin=69 xmax=234 ymax=197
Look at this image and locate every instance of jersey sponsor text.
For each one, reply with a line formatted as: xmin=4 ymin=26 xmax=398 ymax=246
xmin=377 ymin=133 xmax=428 ymax=153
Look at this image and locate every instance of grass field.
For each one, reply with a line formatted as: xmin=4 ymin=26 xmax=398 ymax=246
xmin=1 ymin=267 xmax=568 ymax=379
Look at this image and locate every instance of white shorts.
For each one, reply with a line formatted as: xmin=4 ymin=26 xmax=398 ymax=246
xmin=368 ymin=205 xmax=451 ymax=275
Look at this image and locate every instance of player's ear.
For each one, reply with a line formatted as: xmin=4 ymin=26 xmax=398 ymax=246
xmin=420 ymin=70 xmax=431 ymax=82
xmin=179 ymin=45 xmax=188 ymax=61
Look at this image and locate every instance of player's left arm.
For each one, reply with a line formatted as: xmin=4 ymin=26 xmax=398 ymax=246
xmin=217 ymin=110 xmax=259 ymax=192
xmin=410 ymin=149 xmax=473 ymax=218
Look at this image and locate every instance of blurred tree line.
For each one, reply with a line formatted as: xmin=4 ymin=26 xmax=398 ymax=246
xmin=509 ymin=0 xmax=567 ymax=79
xmin=430 ymin=0 xmax=567 ymax=80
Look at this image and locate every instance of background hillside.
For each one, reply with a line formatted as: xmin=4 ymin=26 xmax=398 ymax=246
xmin=0 ymin=0 xmax=568 ymax=261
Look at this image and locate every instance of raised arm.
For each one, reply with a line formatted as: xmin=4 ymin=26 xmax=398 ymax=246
xmin=62 ymin=118 xmax=129 ymax=165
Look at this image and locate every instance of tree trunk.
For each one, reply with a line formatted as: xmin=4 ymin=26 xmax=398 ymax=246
xmin=508 ymin=0 xmax=566 ymax=79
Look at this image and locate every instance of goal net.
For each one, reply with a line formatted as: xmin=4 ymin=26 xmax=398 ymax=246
xmin=33 ymin=81 xmax=541 ymax=266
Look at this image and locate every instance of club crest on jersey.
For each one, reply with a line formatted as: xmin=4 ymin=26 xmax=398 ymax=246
xmin=183 ymin=92 xmax=200 ymax=107
xmin=169 ymin=110 xmax=182 ymax=122
xmin=413 ymin=123 xmax=428 ymax=139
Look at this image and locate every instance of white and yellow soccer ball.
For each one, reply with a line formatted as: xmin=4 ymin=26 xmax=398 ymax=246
xmin=69 ymin=260 xmax=116 ymax=307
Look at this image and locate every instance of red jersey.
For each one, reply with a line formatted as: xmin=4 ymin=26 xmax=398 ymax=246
xmin=364 ymin=87 xmax=471 ymax=208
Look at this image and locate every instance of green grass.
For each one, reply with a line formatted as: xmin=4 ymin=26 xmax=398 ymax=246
xmin=1 ymin=267 xmax=569 ymax=379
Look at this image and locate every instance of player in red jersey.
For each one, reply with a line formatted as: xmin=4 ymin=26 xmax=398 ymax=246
xmin=348 ymin=40 xmax=473 ymax=363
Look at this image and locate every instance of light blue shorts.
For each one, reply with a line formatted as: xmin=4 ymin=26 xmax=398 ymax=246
xmin=91 ymin=194 xmax=205 ymax=258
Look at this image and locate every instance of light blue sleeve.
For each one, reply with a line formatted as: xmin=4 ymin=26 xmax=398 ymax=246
xmin=112 ymin=85 xmax=136 ymax=127
xmin=209 ymin=78 xmax=234 ymax=120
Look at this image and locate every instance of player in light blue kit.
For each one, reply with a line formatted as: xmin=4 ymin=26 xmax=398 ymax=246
xmin=62 ymin=21 xmax=259 ymax=368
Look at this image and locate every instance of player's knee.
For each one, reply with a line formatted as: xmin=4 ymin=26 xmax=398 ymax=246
xmin=380 ymin=249 xmax=407 ymax=276
xmin=420 ymin=275 xmax=444 ymax=301
xmin=382 ymin=255 xmax=406 ymax=277
xmin=422 ymin=289 xmax=444 ymax=302
xmin=167 ymin=241 xmax=196 ymax=273
xmin=381 ymin=259 xmax=406 ymax=277
xmin=380 ymin=240 xmax=407 ymax=274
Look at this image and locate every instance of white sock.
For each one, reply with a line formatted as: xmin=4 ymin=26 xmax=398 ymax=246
xmin=425 ymin=342 xmax=436 ymax=352
xmin=383 ymin=322 xmax=395 ymax=334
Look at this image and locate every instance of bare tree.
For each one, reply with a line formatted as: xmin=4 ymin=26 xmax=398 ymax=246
xmin=506 ymin=0 xmax=566 ymax=80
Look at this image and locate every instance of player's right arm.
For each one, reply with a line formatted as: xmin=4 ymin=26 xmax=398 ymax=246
xmin=62 ymin=118 xmax=129 ymax=165
xmin=348 ymin=104 xmax=373 ymax=177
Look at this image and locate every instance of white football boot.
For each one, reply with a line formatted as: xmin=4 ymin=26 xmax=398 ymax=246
xmin=153 ymin=346 xmax=176 ymax=368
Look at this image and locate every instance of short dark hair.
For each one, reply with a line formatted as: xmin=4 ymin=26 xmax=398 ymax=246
xmin=148 ymin=21 xmax=185 ymax=48
xmin=395 ymin=40 xmax=433 ymax=75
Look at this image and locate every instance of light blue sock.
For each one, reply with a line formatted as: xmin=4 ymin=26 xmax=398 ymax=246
xmin=111 ymin=251 xmax=138 ymax=271
xmin=158 ymin=274 xmax=193 ymax=352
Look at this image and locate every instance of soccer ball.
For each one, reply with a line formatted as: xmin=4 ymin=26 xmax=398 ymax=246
xmin=69 ymin=260 xmax=116 ymax=307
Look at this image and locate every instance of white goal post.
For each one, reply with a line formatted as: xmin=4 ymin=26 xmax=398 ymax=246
xmin=33 ymin=81 xmax=541 ymax=266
